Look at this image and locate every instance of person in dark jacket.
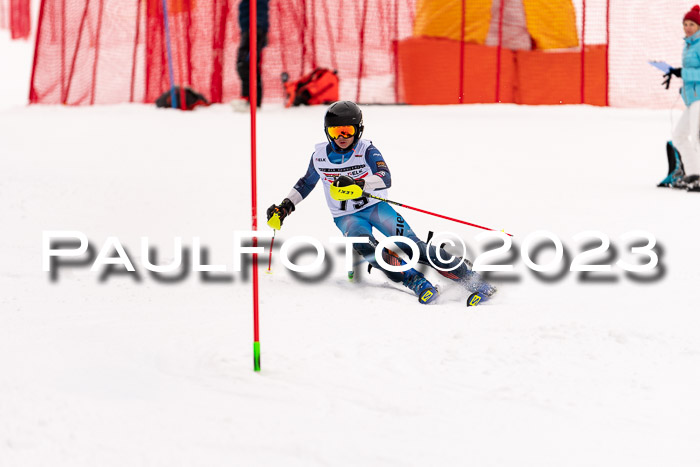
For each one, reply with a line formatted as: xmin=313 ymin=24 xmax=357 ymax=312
xmin=235 ymin=0 xmax=269 ymax=110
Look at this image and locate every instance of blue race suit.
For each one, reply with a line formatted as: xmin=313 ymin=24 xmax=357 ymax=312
xmin=287 ymin=140 xmax=481 ymax=287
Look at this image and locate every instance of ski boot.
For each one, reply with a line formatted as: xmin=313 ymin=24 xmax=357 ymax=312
xmin=658 ymin=166 xmax=685 ymax=188
xmin=658 ymin=141 xmax=686 ymax=188
xmin=403 ymin=271 xmax=438 ymax=304
xmin=460 ymin=273 xmax=497 ymax=307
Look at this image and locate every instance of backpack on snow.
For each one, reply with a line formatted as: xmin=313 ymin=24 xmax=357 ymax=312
xmin=282 ymin=68 xmax=339 ymax=108
xmin=155 ymin=86 xmax=210 ymax=110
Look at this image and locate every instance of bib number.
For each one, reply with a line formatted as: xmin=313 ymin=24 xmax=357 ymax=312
xmin=340 ymin=197 xmax=369 ymax=211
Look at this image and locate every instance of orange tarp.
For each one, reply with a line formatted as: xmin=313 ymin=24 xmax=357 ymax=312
xmin=397 ymin=37 xmax=607 ymax=106
xmin=397 ymin=37 xmax=514 ymax=105
xmin=516 ymin=45 xmax=607 ymax=105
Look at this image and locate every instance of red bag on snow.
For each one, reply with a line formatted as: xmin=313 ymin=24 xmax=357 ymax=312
xmin=282 ymin=68 xmax=339 ymax=108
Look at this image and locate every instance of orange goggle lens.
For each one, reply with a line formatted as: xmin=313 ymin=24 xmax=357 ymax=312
xmin=327 ymin=125 xmax=356 ymax=139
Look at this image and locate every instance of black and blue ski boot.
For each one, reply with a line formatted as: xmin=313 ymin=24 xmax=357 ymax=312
xmin=466 ymin=285 xmax=497 ymax=307
xmin=462 ymin=275 xmax=497 ymax=307
xmin=403 ymin=272 xmax=438 ymax=304
xmin=658 ymin=166 xmax=686 ymax=188
xmin=658 ymin=141 xmax=686 ymax=188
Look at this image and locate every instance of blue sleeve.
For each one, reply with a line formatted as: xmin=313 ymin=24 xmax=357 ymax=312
xmin=292 ymin=155 xmax=320 ymax=199
xmin=683 ymin=64 xmax=700 ymax=83
xmin=366 ymin=144 xmax=392 ymax=189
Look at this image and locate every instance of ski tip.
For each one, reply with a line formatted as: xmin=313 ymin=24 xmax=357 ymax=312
xmin=466 ymin=292 xmax=486 ymax=307
xmin=418 ymin=286 xmax=439 ymax=304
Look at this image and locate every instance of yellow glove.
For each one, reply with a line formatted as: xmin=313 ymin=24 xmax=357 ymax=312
xmin=266 ymin=198 xmax=295 ymax=230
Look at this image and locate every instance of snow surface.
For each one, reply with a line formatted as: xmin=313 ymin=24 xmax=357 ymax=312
xmin=3 ymin=28 xmax=700 ymax=467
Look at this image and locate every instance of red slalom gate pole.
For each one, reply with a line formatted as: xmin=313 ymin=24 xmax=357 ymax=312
xmin=366 ymin=194 xmax=513 ymax=237
xmin=249 ymin=0 xmax=261 ymax=372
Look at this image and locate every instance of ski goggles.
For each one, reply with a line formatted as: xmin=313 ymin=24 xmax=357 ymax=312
xmin=327 ymin=125 xmax=356 ymax=139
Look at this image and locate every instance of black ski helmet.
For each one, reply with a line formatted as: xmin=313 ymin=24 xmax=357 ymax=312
xmin=324 ymin=100 xmax=364 ymax=152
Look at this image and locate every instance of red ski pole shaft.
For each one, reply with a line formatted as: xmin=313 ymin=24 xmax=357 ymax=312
xmin=366 ymin=194 xmax=513 ymax=237
xmin=267 ymin=231 xmax=275 ymax=273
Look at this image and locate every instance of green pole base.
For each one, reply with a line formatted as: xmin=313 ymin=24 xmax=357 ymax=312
xmin=254 ymin=341 xmax=261 ymax=372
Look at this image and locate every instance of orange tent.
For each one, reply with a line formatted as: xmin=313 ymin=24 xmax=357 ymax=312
xmin=413 ymin=0 xmax=579 ymax=50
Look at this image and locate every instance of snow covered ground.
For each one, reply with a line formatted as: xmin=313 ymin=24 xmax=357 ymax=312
xmin=3 ymin=29 xmax=700 ymax=467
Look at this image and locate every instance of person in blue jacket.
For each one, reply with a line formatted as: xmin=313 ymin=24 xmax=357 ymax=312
xmin=663 ymin=5 xmax=700 ymax=191
xmin=266 ymin=101 xmax=496 ymax=306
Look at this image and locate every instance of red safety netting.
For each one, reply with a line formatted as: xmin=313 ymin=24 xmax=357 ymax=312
xmin=26 ymin=0 xmax=692 ymax=108
xmin=0 ymin=0 xmax=31 ymax=39
xmin=0 ymin=0 xmax=6 ymax=30
xmin=608 ymin=1 xmax=688 ymax=109
xmin=29 ymin=0 xmax=417 ymax=105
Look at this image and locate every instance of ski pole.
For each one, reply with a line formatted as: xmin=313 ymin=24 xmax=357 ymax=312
xmin=160 ymin=0 xmax=177 ymax=109
xmin=365 ymin=194 xmax=513 ymax=237
xmin=266 ymin=230 xmax=275 ymax=273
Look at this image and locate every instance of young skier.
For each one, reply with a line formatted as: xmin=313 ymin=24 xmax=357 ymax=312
xmin=266 ymin=100 xmax=496 ymax=305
